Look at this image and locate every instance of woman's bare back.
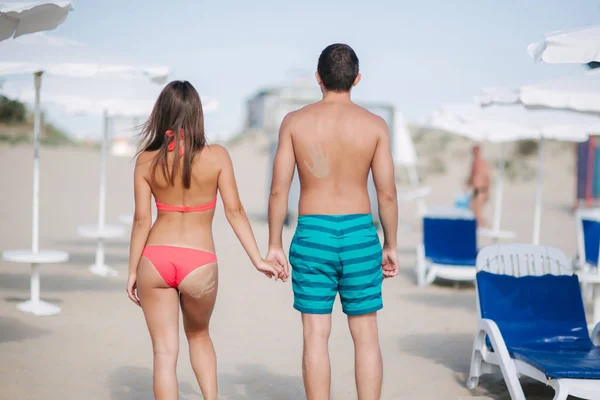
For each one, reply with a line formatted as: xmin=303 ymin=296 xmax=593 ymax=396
xmin=139 ymin=144 xmax=228 ymax=251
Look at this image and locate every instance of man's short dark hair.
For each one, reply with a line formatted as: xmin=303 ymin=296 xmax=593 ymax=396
xmin=317 ymin=43 xmax=359 ymax=92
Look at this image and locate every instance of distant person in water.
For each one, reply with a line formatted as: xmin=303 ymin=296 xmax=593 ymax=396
xmin=267 ymin=43 xmax=399 ymax=400
xmin=467 ymin=144 xmax=491 ymax=226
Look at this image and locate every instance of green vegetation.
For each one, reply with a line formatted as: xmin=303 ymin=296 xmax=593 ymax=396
xmin=0 ymin=95 xmax=74 ymax=146
xmin=0 ymin=95 xmax=27 ymax=123
xmin=515 ymin=139 xmax=538 ymax=157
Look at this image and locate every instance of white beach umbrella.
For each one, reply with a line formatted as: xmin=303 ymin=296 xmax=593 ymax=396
xmin=480 ymin=69 xmax=600 ymax=114
xmin=393 ymin=111 xmax=417 ymax=166
xmin=528 ymin=25 xmax=600 ymax=64
xmin=432 ymin=103 xmax=600 ymax=244
xmin=0 ymin=73 xmax=168 ymax=278
xmin=430 ymin=106 xmax=538 ymax=242
xmin=0 ymin=34 xmax=169 ymax=312
xmin=0 ymin=1 xmax=73 ymax=41
xmin=393 ymin=111 xmax=429 ymax=217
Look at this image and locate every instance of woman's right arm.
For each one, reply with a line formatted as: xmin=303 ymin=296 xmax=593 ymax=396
xmin=127 ymin=155 xmax=153 ymax=306
xmin=215 ymin=146 xmax=285 ymax=280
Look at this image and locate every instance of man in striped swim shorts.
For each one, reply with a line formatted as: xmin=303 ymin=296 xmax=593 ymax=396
xmin=289 ymin=214 xmax=384 ymax=316
xmin=267 ymin=43 xmax=399 ymax=400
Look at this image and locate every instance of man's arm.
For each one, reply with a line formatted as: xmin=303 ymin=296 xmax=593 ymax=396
xmin=371 ymin=119 xmax=399 ymax=277
xmin=267 ymin=113 xmax=296 ymax=259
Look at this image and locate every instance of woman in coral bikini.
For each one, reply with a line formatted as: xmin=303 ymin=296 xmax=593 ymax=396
xmin=126 ymin=80 xmax=285 ymax=400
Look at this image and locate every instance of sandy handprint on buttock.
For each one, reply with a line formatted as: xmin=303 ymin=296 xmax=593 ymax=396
xmin=189 ymin=268 xmax=217 ymax=299
xmin=304 ymin=144 xmax=330 ymax=179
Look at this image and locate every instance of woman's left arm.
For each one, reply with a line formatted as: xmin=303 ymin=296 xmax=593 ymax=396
xmin=127 ymin=156 xmax=153 ymax=306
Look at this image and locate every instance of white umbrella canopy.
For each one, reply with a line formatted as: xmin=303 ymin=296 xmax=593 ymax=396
xmin=0 ymin=1 xmax=73 ymax=41
xmin=0 ymin=61 xmax=169 ymax=83
xmin=0 ymin=31 xmax=170 ymax=82
xmin=392 ymin=111 xmax=429 ymax=217
xmin=430 ymin=107 xmax=539 ymax=142
xmin=528 ymin=25 xmax=600 ymax=64
xmin=0 ymin=73 xmax=164 ymax=117
xmin=480 ymin=69 xmax=600 ymax=114
xmin=431 ymin=102 xmax=600 ymax=244
xmin=439 ymin=102 xmax=600 ymax=142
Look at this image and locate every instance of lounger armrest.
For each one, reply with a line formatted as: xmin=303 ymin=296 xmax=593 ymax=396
xmin=592 ymin=321 xmax=600 ymax=346
xmin=477 ymin=319 xmax=511 ymax=360
xmin=476 ymin=319 xmax=526 ymax=400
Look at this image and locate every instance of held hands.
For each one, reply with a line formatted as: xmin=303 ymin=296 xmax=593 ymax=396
xmin=254 ymin=258 xmax=287 ymax=281
xmin=264 ymin=247 xmax=290 ymax=282
xmin=382 ymin=246 xmax=399 ymax=278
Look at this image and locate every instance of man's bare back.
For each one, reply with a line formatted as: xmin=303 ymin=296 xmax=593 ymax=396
xmin=285 ymin=99 xmax=388 ymax=215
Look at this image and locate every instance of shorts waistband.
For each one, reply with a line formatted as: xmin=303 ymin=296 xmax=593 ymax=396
xmin=296 ymin=214 xmax=375 ymax=237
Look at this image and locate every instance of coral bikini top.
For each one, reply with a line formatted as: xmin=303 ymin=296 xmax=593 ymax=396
xmin=155 ymin=129 xmax=216 ymax=213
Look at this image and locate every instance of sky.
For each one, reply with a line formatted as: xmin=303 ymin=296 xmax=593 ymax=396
xmin=1 ymin=0 xmax=599 ymax=140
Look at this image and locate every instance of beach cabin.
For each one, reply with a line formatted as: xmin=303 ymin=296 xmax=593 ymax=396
xmin=576 ymin=136 xmax=600 ymax=208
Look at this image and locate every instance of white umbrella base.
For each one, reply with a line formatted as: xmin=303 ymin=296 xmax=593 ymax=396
xmin=2 ymin=250 xmax=69 ymax=317
xmin=478 ymin=228 xmax=517 ymax=241
xmin=77 ymin=225 xmax=125 ymax=278
xmin=17 ymin=299 xmax=61 ymax=316
xmin=89 ymin=263 xmax=119 ymax=277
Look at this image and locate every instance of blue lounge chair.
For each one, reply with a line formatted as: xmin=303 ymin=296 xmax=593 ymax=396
xmin=468 ymin=244 xmax=600 ymax=400
xmin=416 ymin=208 xmax=478 ymax=286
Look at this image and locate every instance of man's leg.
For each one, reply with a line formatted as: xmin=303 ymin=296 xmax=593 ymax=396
xmin=338 ymin=216 xmax=384 ymax=400
xmin=470 ymin=190 xmax=484 ymax=226
xmin=289 ymin=215 xmax=341 ymax=399
xmin=348 ymin=313 xmax=382 ymax=400
xmin=302 ymin=313 xmax=332 ymax=400
xmin=478 ymin=188 xmax=491 ymax=227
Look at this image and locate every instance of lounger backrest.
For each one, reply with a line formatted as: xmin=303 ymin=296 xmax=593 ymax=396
xmin=476 ymin=271 xmax=590 ymax=347
xmin=576 ymin=209 xmax=600 ymax=267
xmin=476 ymin=244 xmax=573 ymax=277
xmin=423 ymin=208 xmax=477 ymax=262
xmin=583 ymin=219 xmax=600 ymax=266
xmin=475 ymin=244 xmax=589 ymax=347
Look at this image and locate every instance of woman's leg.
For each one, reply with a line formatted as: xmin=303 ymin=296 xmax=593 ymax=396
xmin=137 ymin=257 xmax=181 ymax=400
xmin=178 ymin=262 xmax=219 ymax=400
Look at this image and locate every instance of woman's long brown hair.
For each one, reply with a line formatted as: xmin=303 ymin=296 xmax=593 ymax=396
xmin=136 ymin=80 xmax=206 ymax=188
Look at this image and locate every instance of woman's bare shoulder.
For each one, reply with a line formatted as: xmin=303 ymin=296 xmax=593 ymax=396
xmin=135 ymin=150 xmax=158 ymax=167
xmin=201 ymin=144 xmax=231 ymax=165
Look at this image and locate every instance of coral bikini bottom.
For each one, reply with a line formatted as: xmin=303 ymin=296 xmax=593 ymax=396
xmin=141 ymin=245 xmax=217 ymax=288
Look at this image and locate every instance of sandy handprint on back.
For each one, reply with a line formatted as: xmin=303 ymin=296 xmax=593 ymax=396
xmin=304 ymin=144 xmax=330 ymax=179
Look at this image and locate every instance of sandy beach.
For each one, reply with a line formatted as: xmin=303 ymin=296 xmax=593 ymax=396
xmin=0 ymin=136 xmax=585 ymax=400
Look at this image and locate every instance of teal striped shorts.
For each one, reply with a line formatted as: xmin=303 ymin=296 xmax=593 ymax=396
xmin=289 ymin=214 xmax=383 ymax=316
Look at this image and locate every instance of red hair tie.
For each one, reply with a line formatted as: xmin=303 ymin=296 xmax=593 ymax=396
xmin=166 ymin=129 xmax=184 ymax=156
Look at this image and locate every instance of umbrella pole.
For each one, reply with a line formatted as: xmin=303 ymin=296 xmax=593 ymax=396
xmin=98 ymin=110 xmax=108 ymax=231
xmin=493 ymin=143 xmax=505 ymax=234
xmin=32 ymin=71 xmax=43 ymax=254
xmin=407 ymin=164 xmax=426 ymax=216
xmin=533 ymin=138 xmax=545 ymax=245
xmin=84 ymin=110 xmax=122 ymax=277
